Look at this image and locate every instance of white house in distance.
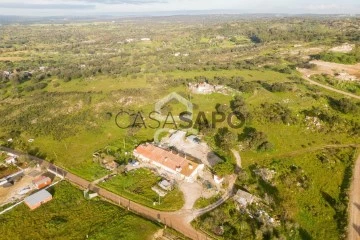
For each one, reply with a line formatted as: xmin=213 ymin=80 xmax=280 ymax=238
xmin=1 ymin=152 xmax=18 ymax=165
xmin=189 ymin=82 xmax=216 ymax=94
xmin=133 ymin=143 xmax=204 ymax=182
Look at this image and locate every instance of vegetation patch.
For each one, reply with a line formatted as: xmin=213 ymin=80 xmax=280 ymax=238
xmin=0 ymin=181 xmax=160 ymax=240
xmin=99 ymin=168 xmax=184 ymax=211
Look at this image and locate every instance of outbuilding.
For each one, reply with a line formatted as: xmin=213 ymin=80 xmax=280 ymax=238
xmin=32 ymin=176 xmax=52 ymax=189
xmin=24 ymin=190 xmax=52 ymax=210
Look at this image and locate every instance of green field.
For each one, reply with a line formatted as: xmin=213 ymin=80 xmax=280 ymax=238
xmin=193 ymin=147 xmax=357 ymax=239
xmin=0 ymin=181 xmax=160 ymax=240
xmin=99 ymin=168 xmax=184 ymax=211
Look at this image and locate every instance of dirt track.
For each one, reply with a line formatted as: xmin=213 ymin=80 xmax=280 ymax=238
xmin=1 ymin=146 xmax=236 ymax=240
xmin=349 ymin=153 xmax=360 ymax=240
xmin=301 ymin=74 xmax=360 ymax=100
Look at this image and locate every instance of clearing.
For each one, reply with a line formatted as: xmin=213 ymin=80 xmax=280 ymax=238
xmin=301 ymin=60 xmax=360 ymax=79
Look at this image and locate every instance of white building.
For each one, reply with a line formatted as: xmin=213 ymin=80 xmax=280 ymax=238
xmin=134 ymin=143 xmax=204 ymax=182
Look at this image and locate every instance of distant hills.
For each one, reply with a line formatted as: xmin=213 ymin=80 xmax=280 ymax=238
xmin=0 ymin=12 xmax=358 ymax=25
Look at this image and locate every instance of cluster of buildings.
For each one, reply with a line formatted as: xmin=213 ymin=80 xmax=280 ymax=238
xmin=1 ymin=152 xmax=17 ymax=166
xmin=134 ymin=143 xmax=204 ymax=183
xmin=163 ymin=131 xmax=222 ymax=168
xmin=23 ymin=176 xmax=53 ymax=210
xmin=133 ymin=131 xmax=225 ymax=185
xmin=188 ymin=82 xmax=228 ymax=95
xmin=0 ymin=151 xmax=54 ymax=210
xmin=0 ymin=152 xmax=22 ymax=186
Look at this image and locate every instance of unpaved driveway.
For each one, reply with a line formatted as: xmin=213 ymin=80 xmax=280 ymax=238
xmin=0 ymin=175 xmax=33 ymax=205
xmin=349 ymin=153 xmax=360 ymax=240
xmin=231 ymin=149 xmax=242 ymax=170
xmin=179 ymin=181 xmax=203 ymax=210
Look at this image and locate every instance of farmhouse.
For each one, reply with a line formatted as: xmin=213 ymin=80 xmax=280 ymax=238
xmin=162 ymin=131 xmax=222 ymax=167
xmin=133 ymin=143 xmax=204 ymax=182
xmin=24 ymin=190 xmax=52 ymax=210
xmin=32 ymin=176 xmax=52 ymax=189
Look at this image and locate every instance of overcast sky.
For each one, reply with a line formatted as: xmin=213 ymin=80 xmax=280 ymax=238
xmin=0 ymin=0 xmax=359 ymax=16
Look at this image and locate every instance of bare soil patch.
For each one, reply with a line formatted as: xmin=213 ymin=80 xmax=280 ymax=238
xmin=300 ymin=60 xmax=360 ymax=80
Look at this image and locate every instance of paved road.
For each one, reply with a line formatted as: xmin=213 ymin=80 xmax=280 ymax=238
xmin=349 ymin=153 xmax=360 ymax=240
xmin=1 ymin=147 xmax=230 ymax=239
xmin=302 ymin=75 xmax=360 ymax=100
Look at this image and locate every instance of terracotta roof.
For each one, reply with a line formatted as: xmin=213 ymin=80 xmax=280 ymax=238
xmin=32 ymin=176 xmax=51 ymax=186
xmin=135 ymin=144 xmax=199 ymax=177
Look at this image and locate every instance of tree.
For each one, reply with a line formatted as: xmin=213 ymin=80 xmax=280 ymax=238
xmin=215 ymin=127 xmax=237 ymax=150
xmin=240 ymin=127 xmax=270 ymax=150
xmin=231 ymin=96 xmax=250 ymax=120
xmin=258 ymin=141 xmax=274 ymax=152
xmin=213 ymin=160 xmax=235 ymax=176
xmin=329 ymin=97 xmax=358 ymax=114
xmin=216 ymin=103 xmax=231 ymax=114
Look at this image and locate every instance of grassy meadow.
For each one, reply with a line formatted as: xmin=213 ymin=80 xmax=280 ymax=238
xmin=0 ymin=181 xmax=160 ymax=240
xmin=0 ymin=17 xmax=359 ymax=239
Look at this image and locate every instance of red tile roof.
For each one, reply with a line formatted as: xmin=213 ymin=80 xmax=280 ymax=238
xmin=135 ymin=144 xmax=199 ymax=177
xmin=32 ymin=176 xmax=52 ymax=189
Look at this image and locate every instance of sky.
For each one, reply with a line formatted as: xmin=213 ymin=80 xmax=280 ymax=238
xmin=0 ymin=0 xmax=358 ymax=16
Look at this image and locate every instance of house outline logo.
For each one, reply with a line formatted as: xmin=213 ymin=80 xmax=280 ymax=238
xmin=154 ymin=92 xmax=193 ymax=121
xmin=153 ymin=92 xmax=196 ymax=143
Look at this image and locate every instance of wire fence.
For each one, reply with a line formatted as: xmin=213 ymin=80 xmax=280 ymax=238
xmin=0 ymin=147 xmax=213 ymax=240
xmin=64 ymin=171 xmax=212 ymax=240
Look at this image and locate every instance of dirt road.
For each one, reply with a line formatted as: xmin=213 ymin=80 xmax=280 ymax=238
xmin=1 ymin=147 xmax=231 ymax=239
xmin=301 ymin=74 xmax=360 ymax=100
xmin=349 ymin=153 xmax=360 ymax=240
xmin=231 ymin=149 xmax=242 ymax=171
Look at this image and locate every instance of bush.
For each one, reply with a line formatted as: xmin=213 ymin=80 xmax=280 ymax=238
xmin=313 ymin=51 xmax=360 ymax=65
xmin=213 ymin=161 xmax=235 ymax=176
xmin=329 ymin=97 xmax=359 ymax=114
xmin=34 ymin=82 xmax=48 ymax=90
xmin=24 ymin=85 xmax=34 ymax=92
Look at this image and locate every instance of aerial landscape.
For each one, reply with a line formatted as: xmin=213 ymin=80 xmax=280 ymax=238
xmin=0 ymin=0 xmax=359 ymax=239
